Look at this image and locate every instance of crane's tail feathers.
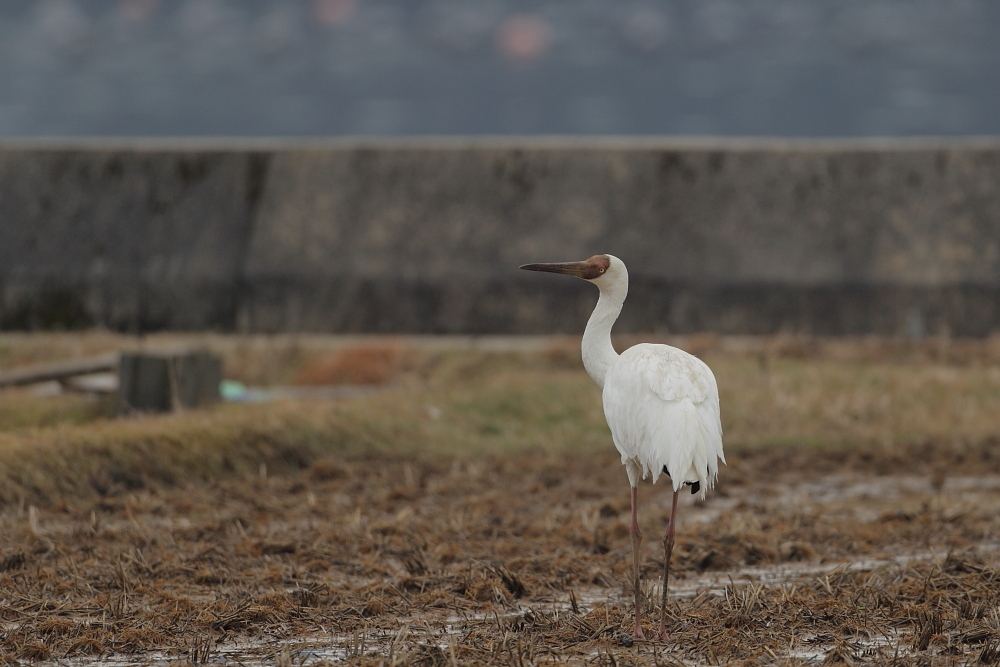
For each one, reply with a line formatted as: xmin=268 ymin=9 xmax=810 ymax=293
xmin=646 ymin=398 xmax=723 ymax=500
xmin=610 ymin=394 xmax=724 ymax=500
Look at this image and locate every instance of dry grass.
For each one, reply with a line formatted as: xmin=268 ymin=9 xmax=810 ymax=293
xmin=0 ymin=439 xmax=998 ymax=665
xmin=0 ymin=388 xmax=114 ymax=431
xmin=291 ymin=343 xmax=409 ymax=386
xmin=0 ymin=334 xmax=999 ymax=664
xmin=1 ymin=333 xmax=1000 ymax=506
xmin=719 ymin=357 xmax=1000 ymax=449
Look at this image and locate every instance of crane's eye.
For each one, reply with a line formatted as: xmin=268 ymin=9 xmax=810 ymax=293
xmin=599 ymin=268 xmax=605 ymax=273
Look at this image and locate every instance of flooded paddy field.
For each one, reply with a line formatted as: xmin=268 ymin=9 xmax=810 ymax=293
xmin=0 ymin=334 xmax=999 ymax=665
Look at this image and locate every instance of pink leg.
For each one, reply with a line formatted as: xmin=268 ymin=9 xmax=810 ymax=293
xmin=657 ymin=489 xmax=680 ymax=641
xmin=629 ymin=485 xmax=646 ymax=640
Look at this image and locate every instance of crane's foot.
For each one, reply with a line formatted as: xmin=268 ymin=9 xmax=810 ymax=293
xmin=657 ymin=627 xmax=669 ymax=642
xmin=632 ymin=624 xmax=646 ymax=641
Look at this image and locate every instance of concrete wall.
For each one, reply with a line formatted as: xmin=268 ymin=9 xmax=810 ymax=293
xmin=2 ymin=139 xmax=999 ymax=336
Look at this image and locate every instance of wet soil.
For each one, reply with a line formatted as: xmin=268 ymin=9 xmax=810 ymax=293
xmin=2 ymin=442 xmax=1000 ymax=666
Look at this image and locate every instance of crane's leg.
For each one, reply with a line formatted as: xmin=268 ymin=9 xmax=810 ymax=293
xmin=657 ymin=489 xmax=680 ymax=641
xmin=629 ymin=484 xmax=646 ymax=640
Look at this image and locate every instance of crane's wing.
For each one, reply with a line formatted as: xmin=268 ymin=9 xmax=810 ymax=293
xmin=602 ymin=343 xmax=725 ymax=497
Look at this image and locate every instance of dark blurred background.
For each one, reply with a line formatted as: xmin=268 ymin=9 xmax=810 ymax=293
xmin=2 ymin=1 xmax=1000 ymax=337
xmin=1 ymin=0 xmax=998 ymax=138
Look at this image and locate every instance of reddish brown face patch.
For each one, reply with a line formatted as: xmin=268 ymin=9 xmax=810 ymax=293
xmin=581 ymin=255 xmax=610 ymax=280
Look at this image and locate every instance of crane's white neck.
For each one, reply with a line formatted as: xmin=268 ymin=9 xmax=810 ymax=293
xmin=581 ymin=261 xmax=627 ymax=389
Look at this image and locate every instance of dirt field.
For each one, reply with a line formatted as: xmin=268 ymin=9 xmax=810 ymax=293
xmin=1 ymin=334 xmax=999 ymax=666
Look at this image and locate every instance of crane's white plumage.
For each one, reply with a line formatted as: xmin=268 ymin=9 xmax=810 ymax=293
xmin=520 ymin=252 xmax=725 ymax=641
xmin=565 ymin=254 xmax=725 ymax=496
xmin=603 ymin=343 xmax=725 ymax=495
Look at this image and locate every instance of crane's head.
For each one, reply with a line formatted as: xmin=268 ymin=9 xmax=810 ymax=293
xmin=519 ymin=254 xmax=628 ymax=298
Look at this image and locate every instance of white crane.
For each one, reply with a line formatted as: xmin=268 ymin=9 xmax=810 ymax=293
xmin=520 ymin=254 xmax=725 ymax=641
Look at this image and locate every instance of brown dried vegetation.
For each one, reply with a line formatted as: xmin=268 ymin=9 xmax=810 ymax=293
xmin=291 ymin=344 xmax=408 ymax=386
xmin=0 ymin=440 xmax=997 ymax=665
xmin=0 ymin=334 xmax=998 ymax=664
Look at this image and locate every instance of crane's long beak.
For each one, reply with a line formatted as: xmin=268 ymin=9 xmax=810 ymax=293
xmin=519 ymin=261 xmax=590 ymax=277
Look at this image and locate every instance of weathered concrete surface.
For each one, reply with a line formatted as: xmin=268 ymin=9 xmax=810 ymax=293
xmin=2 ymin=139 xmax=999 ymax=335
xmin=0 ymin=146 xmax=267 ymax=331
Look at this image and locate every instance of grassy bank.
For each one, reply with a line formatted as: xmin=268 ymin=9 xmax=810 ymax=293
xmin=1 ymin=334 xmax=999 ymax=506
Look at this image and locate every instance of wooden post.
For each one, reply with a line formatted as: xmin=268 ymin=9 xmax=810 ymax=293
xmin=117 ymin=351 xmax=221 ymax=415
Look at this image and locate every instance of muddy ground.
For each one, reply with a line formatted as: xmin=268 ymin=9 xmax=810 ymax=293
xmin=1 ymin=440 xmax=999 ymax=666
xmin=2 ymin=334 xmax=1000 ymax=665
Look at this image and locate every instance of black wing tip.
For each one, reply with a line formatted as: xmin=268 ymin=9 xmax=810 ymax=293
xmin=661 ymin=466 xmax=701 ymax=495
